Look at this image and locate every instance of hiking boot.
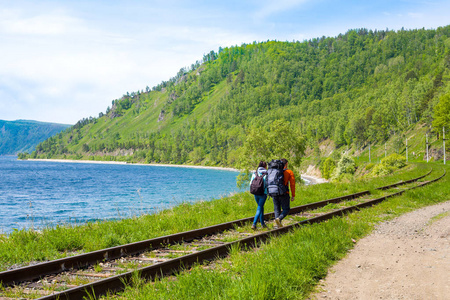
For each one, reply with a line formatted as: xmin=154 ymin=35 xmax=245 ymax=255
xmin=251 ymin=224 xmax=257 ymax=230
xmin=275 ymin=218 xmax=283 ymax=228
xmin=262 ymin=224 xmax=268 ymax=229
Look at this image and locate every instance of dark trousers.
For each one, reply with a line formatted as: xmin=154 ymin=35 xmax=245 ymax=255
xmin=272 ymin=193 xmax=290 ymax=220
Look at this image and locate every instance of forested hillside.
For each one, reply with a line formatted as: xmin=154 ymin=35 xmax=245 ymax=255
xmin=25 ymin=26 xmax=450 ymax=169
xmin=0 ymin=120 xmax=71 ymax=155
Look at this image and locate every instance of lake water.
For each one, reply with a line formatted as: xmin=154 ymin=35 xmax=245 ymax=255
xmin=0 ymin=156 xmax=240 ymax=234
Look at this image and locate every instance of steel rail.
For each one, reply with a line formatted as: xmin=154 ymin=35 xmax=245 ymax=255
xmin=35 ymin=169 xmax=445 ymax=300
xmin=375 ymin=168 xmax=432 ymax=190
xmin=0 ymin=169 xmax=432 ymax=286
xmin=0 ymin=192 xmax=370 ymax=286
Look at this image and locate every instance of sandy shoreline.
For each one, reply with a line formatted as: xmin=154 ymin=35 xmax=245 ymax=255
xmin=26 ymin=159 xmax=330 ymax=181
xmin=27 ymin=158 xmax=240 ymax=172
xmin=301 ymin=174 xmax=328 ymax=184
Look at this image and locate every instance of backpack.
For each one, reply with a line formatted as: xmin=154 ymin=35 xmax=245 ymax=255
xmin=267 ymin=160 xmax=287 ymax=197
xmin=250 ymin=172 xmax=265 ymax=195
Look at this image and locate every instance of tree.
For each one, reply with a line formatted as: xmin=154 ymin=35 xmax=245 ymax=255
xmin=331 ymin=155 xmax=356 ymax=181
xmin=237 ymin=120 xmax=306 ymax=172
xmin=30 ymin=26 xmax=450 ymax=167
xmin=320 ymin=157 xmax=336 ymax=179
xmin=432 ymin=94 xmax=450 ymax=136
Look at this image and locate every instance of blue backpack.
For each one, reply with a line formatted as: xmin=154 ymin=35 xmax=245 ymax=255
xmin=267 ymin=160 xmax=287 ymax=197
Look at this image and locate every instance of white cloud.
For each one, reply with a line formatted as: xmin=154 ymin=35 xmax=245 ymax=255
xmin=0 ymin=8 xmax=86 ymax=36
xmin=0 ymin=3 xmax=264 ymax=123
xmin=1 ymin=1 xmax=449 ymax=124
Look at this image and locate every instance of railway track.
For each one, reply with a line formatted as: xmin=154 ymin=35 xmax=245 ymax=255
xmin=0 ymin=168 xmax=444 ymax=300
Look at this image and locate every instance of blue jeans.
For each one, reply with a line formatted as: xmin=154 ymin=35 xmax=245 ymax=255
xmin=273 ymin=193 xmax=290 ymax=220
xmin=253 ymin=194 xmax=267 ymax=226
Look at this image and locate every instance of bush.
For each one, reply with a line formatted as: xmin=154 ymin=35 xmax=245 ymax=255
xmin=371 ymin=153 xmax=406 ymax=176
xmin=381 ymin=153 xmax=406 ymax=168
xmin=331 ymin=155 xmax=356 ymax=181
xmin=365 ymin=163 xmax=375 ymax=170
xmin=371 ymin=164 xmax=394 ymax=176
xmin=320 ymin=157 xmax=336 ymax=180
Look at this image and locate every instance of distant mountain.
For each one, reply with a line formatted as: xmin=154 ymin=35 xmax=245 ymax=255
xmin=0 ymin=120 xmax=72 ymax=155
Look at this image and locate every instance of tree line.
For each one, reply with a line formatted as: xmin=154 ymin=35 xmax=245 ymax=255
xmin=23 ymin=26 xmax=450 ymax=169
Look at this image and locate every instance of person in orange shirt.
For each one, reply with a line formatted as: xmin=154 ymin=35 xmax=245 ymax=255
xmin=274 ymin=158 xmax=295 ymax=228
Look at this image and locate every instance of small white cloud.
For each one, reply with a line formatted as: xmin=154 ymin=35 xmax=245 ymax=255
xmin=0 ymin=8 xmax=82 ymax=36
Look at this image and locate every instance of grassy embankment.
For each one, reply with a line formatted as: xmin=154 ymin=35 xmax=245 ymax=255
xmin=1 ymin=162 xmax=448 ymax=299
xmin=353 ymin=121 xmax=448 ymax=166
xmin=0 ymin=161 xmax=420 ymax=270
xmin=104 ymin=162 xmax=448 ymax=300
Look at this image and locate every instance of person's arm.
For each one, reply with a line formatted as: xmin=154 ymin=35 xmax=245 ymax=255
xmin=264 ymin=174 xmax=268 ymax=194
xmin=288 ymin=170 xmax=295 ymax=200
xmin=249 ymin=173 xmax=255 ymax=187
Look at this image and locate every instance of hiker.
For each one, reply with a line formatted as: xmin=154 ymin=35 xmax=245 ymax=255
xmin=270 ymin=158 xmax=295 ymax=228
xmin=249 ymin=161 xmax=268 ymax=229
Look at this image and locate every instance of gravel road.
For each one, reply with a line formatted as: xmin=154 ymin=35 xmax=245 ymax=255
xmin=313 ymin=200 xmax=450 ymax=300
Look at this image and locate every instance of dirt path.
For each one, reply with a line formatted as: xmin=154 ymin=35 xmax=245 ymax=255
xmin=313 ymin=200 xmax=450 ymax=300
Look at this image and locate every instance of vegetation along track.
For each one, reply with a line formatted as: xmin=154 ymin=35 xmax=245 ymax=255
xmin=0 ymin=168 xmax=445 ymax=300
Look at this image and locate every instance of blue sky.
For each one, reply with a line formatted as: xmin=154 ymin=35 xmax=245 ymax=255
xmin=1 ymin=0 xmax=449 ymax=124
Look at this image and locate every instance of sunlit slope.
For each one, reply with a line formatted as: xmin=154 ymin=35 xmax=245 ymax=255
xmin=29 ymin=26 xmax=450 ymax=166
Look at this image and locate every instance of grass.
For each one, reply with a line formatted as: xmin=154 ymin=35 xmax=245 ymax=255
xmin=0 ymin=163 xmax=434 ymax=272
xmin=0 ymin=162 xmax=447 ymax=299
xmin=103 ymin=162 xmax=449 ymax=300
xmin=94 ymin=263 xmax=104 ymax=273
xmin=0 ymin=193 xmax=257 ymax=271
xmin=427 ymin=211 xmax=449 ymax=226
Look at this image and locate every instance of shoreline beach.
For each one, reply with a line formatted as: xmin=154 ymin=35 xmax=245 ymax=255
xmin=27 ymin=158 xmax=240 ymax=172
xmin=26 ymin=159 xmax=329 ymax=182
xmin=301 ymin=174 xmax=328 ymax=185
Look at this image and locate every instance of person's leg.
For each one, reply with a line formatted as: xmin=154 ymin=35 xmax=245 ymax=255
xmin=272 ymin=196 xmax=281 ymax=219
xmin=253 ymin=196 xmax=261 ymax=227
xmin=279 ymin=194 xmax=291 ymax=220
xmin=259 ymin=195 xmax=267 ymax=226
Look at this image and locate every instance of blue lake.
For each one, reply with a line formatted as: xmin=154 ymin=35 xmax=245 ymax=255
xmin=0 ymin=156 xmax=241 ymax=234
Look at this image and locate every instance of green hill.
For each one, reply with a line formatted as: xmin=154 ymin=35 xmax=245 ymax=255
xmin=25 ymin=26 xmax=450 ymax=169
xmin=0 ymin=120 xmax=71 ymax=155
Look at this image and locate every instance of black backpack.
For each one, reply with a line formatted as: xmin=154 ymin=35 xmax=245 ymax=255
xmin=250 ymin=172 xmax=265 ymax=195
xmin=267 ymin=160 xmax=287 ymax=197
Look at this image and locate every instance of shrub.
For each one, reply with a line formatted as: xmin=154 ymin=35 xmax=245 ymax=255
xmin=365 ymin=163 xmax=375 ymax=170
xmin=320 ymin=157 xmax=336 ymax=180
xmin=381 ymin=153 xmax=406 ymax=168
xmin=371 ymin=164 xmax=394 ymax=176
xmin=331 ymin=155 xmax=356 ymax=181
xmin=371 ymin=153 xmax=406 ymax=176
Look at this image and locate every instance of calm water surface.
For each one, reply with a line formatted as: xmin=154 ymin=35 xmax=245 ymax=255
xmin=0 ymin=156 xmax=240 ymax=234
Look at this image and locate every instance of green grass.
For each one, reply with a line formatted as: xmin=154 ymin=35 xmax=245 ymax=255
xmin=354 ymin=122 xmax=447 ymax=165
xmin=1 ymin=162 xmax=447 ymax=300
xmin=427 ymin=211 xmax=449 ymax=226
xmin=104 ymin=162 xmax=449 ymax=300
xmin=0 ymin=162 xmax=435 ymax=272
xmin=0 ymin=193 xmax=256 ymax=271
